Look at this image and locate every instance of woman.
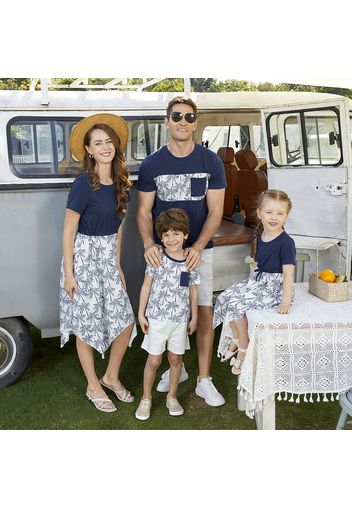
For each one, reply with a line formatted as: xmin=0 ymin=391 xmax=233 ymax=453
xmin=60 ymin=113 xmax=136 ymax=412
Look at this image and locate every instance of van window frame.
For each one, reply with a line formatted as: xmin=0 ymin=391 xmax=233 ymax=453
xmin=7 ymin=116 xmax=83 ymax=179
xmin=265 ymin=106 xmax=343 ymax=168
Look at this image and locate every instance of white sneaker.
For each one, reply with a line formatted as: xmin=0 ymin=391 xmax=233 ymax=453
xmin=195 ymin=377 xmax=225 ymax=407
xmin=156 ymin=363 xmax=189 ymax=392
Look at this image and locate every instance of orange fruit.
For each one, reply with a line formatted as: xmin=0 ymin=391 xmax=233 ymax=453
xmin=319 ymin=269 xmax=336 ymax=283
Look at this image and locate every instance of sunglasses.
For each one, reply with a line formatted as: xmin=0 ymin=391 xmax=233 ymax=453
xmin=169 ymin=111 xmax=197 ymax=124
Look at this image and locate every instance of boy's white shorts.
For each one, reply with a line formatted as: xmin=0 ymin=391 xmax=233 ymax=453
xmin=141 ymin=318 xmax=190 ymax=355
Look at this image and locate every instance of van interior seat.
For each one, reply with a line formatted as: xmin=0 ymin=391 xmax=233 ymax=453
xmin=217 ymin=146 xmax=240 ymax=218
xmin=212 ymin=219 xmax=254 ymax=247
xmin=234 ymin=149 xmax=268 ymax=227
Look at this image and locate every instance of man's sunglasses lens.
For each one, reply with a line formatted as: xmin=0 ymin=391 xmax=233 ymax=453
xmin=170 ymin=112 xmax=196 ymax=123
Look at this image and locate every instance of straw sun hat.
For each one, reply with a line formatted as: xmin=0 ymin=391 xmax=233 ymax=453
xmin=70 ymin=113 xmax=129 ymax=162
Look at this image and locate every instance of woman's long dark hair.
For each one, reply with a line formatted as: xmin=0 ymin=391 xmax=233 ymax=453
xmin=255 ymin=189 xmax=292 ymax=236
xmin=83 ymin=123 xmax=131 ymax=216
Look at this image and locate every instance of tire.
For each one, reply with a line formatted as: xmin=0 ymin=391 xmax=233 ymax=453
xmin=0 ymin=318 xmax=33 ymax=389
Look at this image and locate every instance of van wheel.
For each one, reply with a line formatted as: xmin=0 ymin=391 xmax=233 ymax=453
xmin=0 ymin=318 xmax=32 ymax=389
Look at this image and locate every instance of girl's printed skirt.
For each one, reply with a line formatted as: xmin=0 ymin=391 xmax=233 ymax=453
xmin=213 ymin=271 xmax=288 ymax=358
xmin=60 ymin=233 xmax=137 ymax=354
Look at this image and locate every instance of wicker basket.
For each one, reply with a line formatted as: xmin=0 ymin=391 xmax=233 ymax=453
xmin=308 ymin=245 xmax=349 ymax=302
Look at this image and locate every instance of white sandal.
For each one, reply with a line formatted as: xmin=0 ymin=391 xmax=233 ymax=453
xmin=221 ymin=340 xmax=238 ymax=363
xmin=230 ymin=347 xmax=247 ymax=375
xmin=86 ymin=392 xmax=117 ymax=413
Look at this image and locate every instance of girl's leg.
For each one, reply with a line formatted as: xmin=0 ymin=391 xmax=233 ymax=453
xmin=230 ymin=316 xmax=249 ymax=361
xmin=76 ymin=337 xmax=112 ymax=404
xmin=167 ymin=352 xmax=183 ymax=398
xmin=143 ymin=354 xmax=163 ymax=400
xmin=228 ymin=321 xmax=240 ymax=352
xmin=101 ymin=323 xmax=134 ymax=390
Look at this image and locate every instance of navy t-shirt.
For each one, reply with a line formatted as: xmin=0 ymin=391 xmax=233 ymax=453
xmin=137 ymin=144 xmax=226 ymax=249
xmin=67 ymin=172 xmax=122 ymax=235
xmin=255 ymin=231 xmax=296 ymax=273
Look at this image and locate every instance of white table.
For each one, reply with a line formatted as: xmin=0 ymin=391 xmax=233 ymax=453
xmin=238 ymin=283 xmax=352 ymax=429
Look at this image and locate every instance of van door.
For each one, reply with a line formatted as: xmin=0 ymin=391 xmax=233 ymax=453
xmin=262 ymin=98 xmax=352 ymax=248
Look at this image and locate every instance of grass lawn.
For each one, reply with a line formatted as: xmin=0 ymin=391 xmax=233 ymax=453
xmin=0 ymin=326 xmax=346 ymax=430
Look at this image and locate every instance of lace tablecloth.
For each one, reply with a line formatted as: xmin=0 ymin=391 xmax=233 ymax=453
xmin=239 ymin=283 xmax=352 ymax=417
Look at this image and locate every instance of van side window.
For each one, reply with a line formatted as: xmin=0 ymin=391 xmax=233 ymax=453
xmin=202 ymin=125 xmax=250 ymax=154
xmin=266 ymin=108 xmax=342 ymax=167
xmin=131 ymin=120 xmax=167 ymax=160
xmin=8 ymin=117 xmax=82 ymax=178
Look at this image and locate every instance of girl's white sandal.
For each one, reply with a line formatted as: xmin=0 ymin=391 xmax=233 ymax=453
xmin=230 ymin=347 xmax=248 ymax=375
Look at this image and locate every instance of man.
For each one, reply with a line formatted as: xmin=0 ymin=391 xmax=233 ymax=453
xmin=137 ymin=96 xmax=226 ymax=406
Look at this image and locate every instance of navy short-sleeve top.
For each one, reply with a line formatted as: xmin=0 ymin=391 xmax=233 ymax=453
xmin=137 ymin=144 xmax=226 ymax=249
xmin=255 ymin=231 xmax=296 ymax=273
xmin=67 ymin=172 xmax=122 ymax=235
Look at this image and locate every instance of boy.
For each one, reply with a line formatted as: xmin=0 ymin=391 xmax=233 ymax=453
xmin=135 ymin=209 xmax=199 ymax=420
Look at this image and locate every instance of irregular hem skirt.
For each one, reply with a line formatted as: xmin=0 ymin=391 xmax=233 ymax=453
xmin=213 ymin=271 xmax=288 ymax=358
xmin=60 ymin=233 xmax=136 ymax=354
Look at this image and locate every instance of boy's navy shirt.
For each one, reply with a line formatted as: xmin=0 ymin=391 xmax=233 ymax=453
xmin=138 ymin=144 xmax=226 ymax=249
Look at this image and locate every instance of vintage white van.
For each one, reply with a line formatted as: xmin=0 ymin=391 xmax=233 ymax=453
xmin=1 ymin=81 xmax=351 ymax=387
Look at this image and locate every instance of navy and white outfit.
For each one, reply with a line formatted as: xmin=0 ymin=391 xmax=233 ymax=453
xmin=137 ymin=144 xmax=226 ymax=306
xmin=141 ymin=251 xmax=200 ymax=355
xmin=60 ymin=172 xmax=137 ymax=354
xmin=213 ymin=231 xmax=296 ymax=357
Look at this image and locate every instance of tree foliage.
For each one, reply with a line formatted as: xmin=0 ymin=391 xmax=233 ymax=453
xmin=0 ymin=77 xmax=351 ymax=99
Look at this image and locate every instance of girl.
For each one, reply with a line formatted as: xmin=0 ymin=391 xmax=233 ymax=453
xmin=60 ymin=113 xmax=136 ymax=412
xmin=213 ymin=189 xmax=296 ymax=375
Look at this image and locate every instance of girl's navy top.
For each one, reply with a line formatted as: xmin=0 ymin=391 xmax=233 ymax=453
xmin=255 ymin=231 xmax=296 ymax=273
xmin=67 ymin=172 xmax=122 ymax=235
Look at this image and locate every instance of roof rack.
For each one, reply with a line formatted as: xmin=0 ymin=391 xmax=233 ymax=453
xmin=29 ymin=78 xmax=192 ymax=105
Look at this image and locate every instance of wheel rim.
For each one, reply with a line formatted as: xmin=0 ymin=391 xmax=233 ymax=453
xmin=0 ymin=327 xmax=17 ymax=377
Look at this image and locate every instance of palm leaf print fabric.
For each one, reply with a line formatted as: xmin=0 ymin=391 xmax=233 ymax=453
xmin=146 ymin=253 xmax=200 ymax=323
xmin=213 ymin=272 xmax=286 ymax=358
xmin=60 ymin=233 xmax=136 ymax=354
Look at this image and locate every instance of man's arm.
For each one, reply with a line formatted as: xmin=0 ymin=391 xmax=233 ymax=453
xmin=185 ymin=188 xmax=225 ymax=271
xmin=137 ymin=190 xmax=162 ymax=267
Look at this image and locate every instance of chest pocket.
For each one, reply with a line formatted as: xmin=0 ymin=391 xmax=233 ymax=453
xmin=191 ymin=177 xmax=207 ymax=198
xmin=180 ymin=271 xmax=190 ymax=287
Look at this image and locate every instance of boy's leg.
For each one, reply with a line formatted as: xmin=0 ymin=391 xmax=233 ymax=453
xmin=143 ymin=354 xmax=163 ymax=400
xmin=167 ymin=351 xmax=183 ymax=398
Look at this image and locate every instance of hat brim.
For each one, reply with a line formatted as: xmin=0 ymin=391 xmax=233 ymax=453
xmin=70 ymin=113 xmax=129 ymax=162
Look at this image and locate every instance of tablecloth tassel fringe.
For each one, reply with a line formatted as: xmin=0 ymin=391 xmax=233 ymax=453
xmin=336 ymin=393 xmax=340 ymax=400
xmin=239 ymin=388 xmax=244 ymax=396
xmin=277 ymin=392 xmax=282 ymax=401
xmin=309 ymin=393 xmax=314 ymax=403
xmin=330 ymin=393 xmax=335 ymax=402
xmin=284 ymin=392 xmax=288 ymax=401
xmin=289 ymin=394 xmax=294 ymax=402
xmin=101 ymin=353 xmax=105 ymax=360
xmin=317 ymin=393 xmax=320 ymax=402
xmin=304 ymin=394 xmax=308 ymax=403
xmin=237 ymin=384 xmax=241 ymax=390
xmin=323 ymin=393 xmax=329 ymax=402
xmin=295 ymin=394 xmax=300 ymax=403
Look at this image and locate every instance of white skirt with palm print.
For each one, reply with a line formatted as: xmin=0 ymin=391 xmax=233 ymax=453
xmin=60 ymin=233 xmax=136 ymax=354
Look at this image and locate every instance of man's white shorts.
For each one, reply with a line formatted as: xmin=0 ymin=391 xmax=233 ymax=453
xmin=141 ymin=318 xmax=191 ymax=355
xmin=198 ymin=248 xmax=213 ymax=307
